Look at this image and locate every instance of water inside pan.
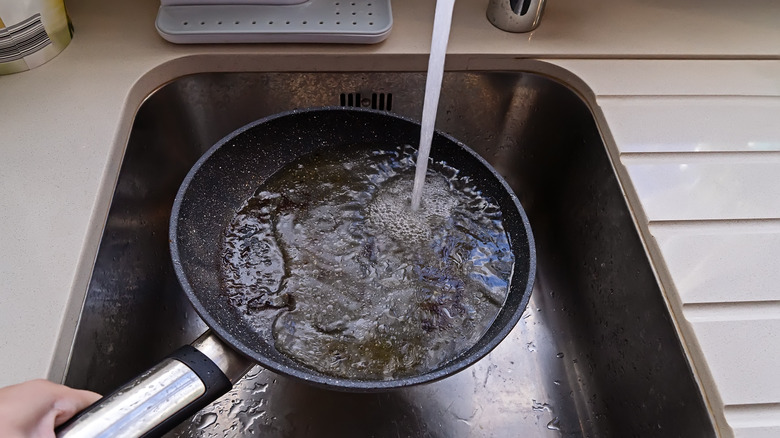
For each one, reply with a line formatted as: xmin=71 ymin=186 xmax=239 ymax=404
xmin=221 ymin=144 xmax=515 ymax=380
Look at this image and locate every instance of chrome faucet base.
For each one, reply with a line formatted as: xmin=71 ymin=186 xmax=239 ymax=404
xmin=487 ymin=0 xmax=546 ymax=33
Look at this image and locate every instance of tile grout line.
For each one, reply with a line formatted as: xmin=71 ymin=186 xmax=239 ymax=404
xmin=619 ymin=150 xmax=780 ymax=164
xmin=648 ymin=218 xmax=780 ymax=232
xmin=723 ymin=403 xmax=780 ymax=428
xmin=683 ymin=301 xmax=780 ymax=322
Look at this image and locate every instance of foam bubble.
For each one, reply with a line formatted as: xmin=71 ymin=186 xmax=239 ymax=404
xmin=367 ymin=174 xmax=457 ymax=242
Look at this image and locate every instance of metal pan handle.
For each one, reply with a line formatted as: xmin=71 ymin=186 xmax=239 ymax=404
xmin=55 ymin=331 xmax=253 ymax=438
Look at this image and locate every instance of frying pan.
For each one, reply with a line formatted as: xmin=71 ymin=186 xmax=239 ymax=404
xmin=56 ymin=107 xmax=536 ymax=437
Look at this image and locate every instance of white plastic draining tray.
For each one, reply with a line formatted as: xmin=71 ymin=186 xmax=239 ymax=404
xmin=156 ymin=0 xmax=392 ymax=44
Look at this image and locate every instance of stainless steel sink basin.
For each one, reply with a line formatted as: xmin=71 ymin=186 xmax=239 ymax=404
xmin=62 ymin=71 xmax=715 ymax=437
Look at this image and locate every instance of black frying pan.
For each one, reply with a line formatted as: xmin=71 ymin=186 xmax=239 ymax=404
xmin=57 ymin=107 xmax=536 ymax=437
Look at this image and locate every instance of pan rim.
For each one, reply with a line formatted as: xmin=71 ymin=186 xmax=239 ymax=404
xmin=170 ymin=106 xmax=536 ymax=391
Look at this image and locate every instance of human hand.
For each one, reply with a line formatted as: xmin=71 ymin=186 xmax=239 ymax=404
xmin=0 ymin=379 xmax=100 ymax=438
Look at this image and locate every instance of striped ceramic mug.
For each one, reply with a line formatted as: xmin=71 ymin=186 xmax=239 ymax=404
xmin=0 ymin=0 xmax=73 ymax=75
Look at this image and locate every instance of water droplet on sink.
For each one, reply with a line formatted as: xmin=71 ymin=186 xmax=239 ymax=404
xmin=553 ymin=379 xmax=561 ymax=386
xmin=244 ymin=366 xmax=263 ymax=379
xmin=556 ymin=352 xmax=564 ymax=358
xmin=251 ymin=382 xmax=269 ymax=395
xmin=532 ymin=400 xmax=551 ymax=412
xmin=198 ymin=412 xmax=218 ymax=429
xmin=547 ymin=417 xmax=561 ymax=430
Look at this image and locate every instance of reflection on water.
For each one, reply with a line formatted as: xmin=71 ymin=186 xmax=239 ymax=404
xmin=221 ymin=145 xmax=514 ymax=380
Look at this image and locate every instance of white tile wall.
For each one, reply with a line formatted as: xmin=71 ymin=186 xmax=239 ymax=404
xmin=651 ymin=223 xmax=780 ymax=303
xmin=726 ymin=404 xmax=780 ymax=438
xmin=621 ymin=155 xmax=780 ymax=221
xmin=601 ymin=97 xmax=780 ymax=153
xmin=688 ymin=317 xmax=780 ymax=404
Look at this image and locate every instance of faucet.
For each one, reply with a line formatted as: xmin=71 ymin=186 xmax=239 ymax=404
xmin=487 ymin=0 xmax=546 ymax=33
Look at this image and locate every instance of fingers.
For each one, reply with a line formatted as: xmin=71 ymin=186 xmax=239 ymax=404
xmin=50 ymin=386 xmax=101 ymax=427
xmin=0 ymin=379 xmax=101 ymax=437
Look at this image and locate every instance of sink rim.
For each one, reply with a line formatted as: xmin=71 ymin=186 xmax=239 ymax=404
xmin=56 ymin=66 xmax=719 ymax=436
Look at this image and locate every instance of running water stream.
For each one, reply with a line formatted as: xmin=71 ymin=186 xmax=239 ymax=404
xmin=410 ymin=0 xmax=456 ymax=211
xmin=219 ymin=0 xmax=515 ymax=380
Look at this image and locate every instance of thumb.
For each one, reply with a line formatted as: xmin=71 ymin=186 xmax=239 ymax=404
xmin=51 ymin=387 xmax=102 ymax=427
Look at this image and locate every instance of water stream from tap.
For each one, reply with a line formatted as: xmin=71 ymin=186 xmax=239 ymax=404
xmin=410 ymin=0 xmax=456 ymax=211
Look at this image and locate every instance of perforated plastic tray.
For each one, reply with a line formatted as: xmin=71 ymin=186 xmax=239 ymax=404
xmin=156 ymin=0 xmax=392 ymax=44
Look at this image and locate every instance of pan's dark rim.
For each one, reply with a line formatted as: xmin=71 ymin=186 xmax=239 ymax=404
xmin=170 ymin=106 xmax=536 ymax=391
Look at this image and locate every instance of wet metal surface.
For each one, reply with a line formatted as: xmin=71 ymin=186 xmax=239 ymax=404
xmin=63 ymin=72 xmax=715 ymax=437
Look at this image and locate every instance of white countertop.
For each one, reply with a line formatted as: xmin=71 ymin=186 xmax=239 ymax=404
xmin=1 ymin=0 xmax=780 ymax=436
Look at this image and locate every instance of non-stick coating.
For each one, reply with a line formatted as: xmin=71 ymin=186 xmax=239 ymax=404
xmin=170 ymin=107 xmax=536 ymax=391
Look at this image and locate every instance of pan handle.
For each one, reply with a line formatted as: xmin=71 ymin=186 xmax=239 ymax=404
xmin=55 ymin=331 xmax=253 ymax=438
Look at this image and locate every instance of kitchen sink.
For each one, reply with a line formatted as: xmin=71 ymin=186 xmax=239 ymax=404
xmin=62 ymin=71 xmax=715 ymax=437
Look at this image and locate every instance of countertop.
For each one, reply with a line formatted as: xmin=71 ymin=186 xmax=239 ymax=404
xmin=1 ymin=0 xmax=779 ymax=436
